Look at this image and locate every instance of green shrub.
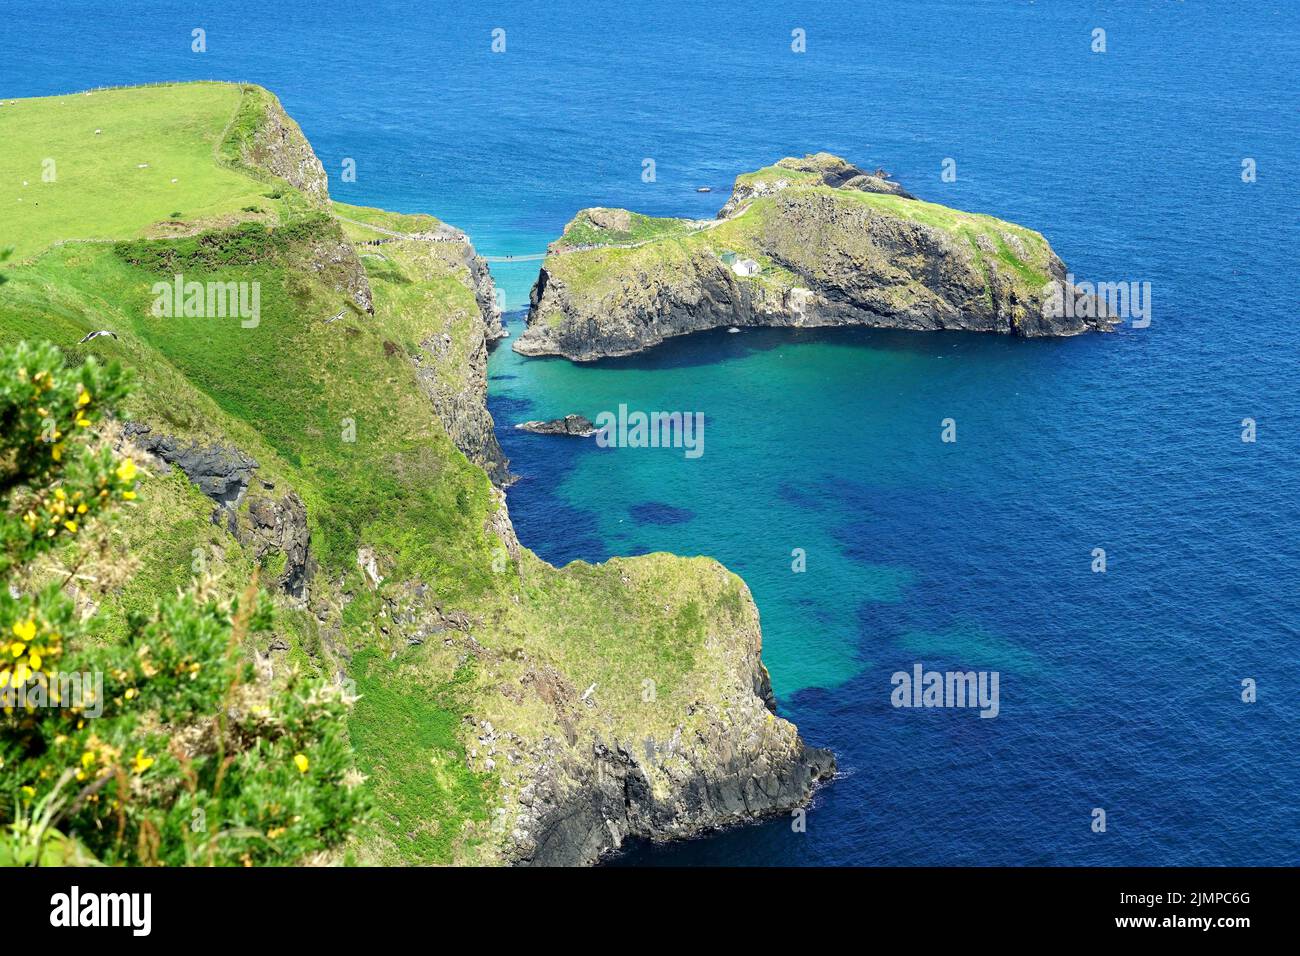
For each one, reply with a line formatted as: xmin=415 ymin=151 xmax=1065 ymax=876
xmin=0 ymin=340 xmax=367 ymax=866
xmin=112 ymin=214 xmax=334 ymax=274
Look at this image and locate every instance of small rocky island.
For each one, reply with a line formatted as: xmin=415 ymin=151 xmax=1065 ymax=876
xmin=515 ymin=414 xmax=597 ymax=437
xmin=514 ymin=153 xmax=1115 ymax=361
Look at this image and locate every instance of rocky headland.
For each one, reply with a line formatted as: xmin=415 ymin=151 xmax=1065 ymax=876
xmin=2 ymin=82 xmax=834 ymax=866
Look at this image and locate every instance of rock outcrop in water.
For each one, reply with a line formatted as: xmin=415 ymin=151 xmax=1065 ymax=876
xmin=515 ymin=153 xmax=1115 ymax=361
xmin=515 ymin=414 xmax=597 ymax=437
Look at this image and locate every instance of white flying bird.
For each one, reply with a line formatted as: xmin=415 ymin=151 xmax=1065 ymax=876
xmin=77 ymin=330 xmax=117 ymax=344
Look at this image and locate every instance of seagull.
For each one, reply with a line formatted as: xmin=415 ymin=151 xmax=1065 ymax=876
xmin=78 ymin=330 xmax=117 ymax=344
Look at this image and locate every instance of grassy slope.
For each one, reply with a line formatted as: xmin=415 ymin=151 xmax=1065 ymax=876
xmin=0 ymin=82 xmax=757 ymax=865
xmin=554 ymin=209 xmax=699 ymax=250
xmin=332 ymin=200 xmax=445 ymax=239
xmin=0 ymin=83 xmax=283 ymax=260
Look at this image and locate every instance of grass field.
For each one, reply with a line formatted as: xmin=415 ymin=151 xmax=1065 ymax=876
xmin=332 ymin=200 xmax=445 ymax=241
xmin=0 ymin=82 xmax=275 ymax=259
xmin=556 ymin=209 xmax=700 ymax=249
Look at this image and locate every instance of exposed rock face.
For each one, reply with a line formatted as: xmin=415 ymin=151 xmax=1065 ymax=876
xmin=226 ymin=88 xmax=372 ymax=314
xmin=236 ymin=490 xmax=314 ymax=600
xmin=515 ymin=414 xmax=597 ymax=437
xmin=302 ymin=224 xmax=374 ymax=315
xmin=467 ymin=251 xmax=507 ymax=343
xmin=511 ymin=593 xmax=835 ymax=866
xmin=123 ymin=423 xmax=257 ymax=510
xmin=122 ymin=423 xmax=313 ymax=600
xmin=239 ymin=90 xmax=331 ymax=206
xmin=517 ymin=153 xmax=1115 ymax=361
xmin=371 ymin=547 xmax=836 ymax=868
xmin=522 ymin=738 xmax=834 ymax=866
xmin=585 ymin=207 xmax=632 ymax=232
xmin=400 ymin=239 xmax=512 ymax=485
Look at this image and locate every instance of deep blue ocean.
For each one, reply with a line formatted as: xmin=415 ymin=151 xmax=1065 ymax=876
xmin=4 ymin=1 xmax=1297 ymax=865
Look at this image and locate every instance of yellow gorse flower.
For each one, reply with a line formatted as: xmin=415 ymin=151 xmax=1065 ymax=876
xmin=293 ymin=754 xmax=309 ymax=774
xmin=12 ymin=619 xmax=36 ymax=643
xmin=131 ymin=750 xmax=154 ymax=775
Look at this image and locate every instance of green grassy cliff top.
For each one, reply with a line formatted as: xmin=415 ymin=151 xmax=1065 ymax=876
xmin=0 ymin=82 xmax=329 ymax=261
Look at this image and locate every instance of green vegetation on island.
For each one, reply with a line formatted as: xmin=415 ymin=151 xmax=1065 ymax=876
xmin=517 ymin=152 xmax=1109 ymax=361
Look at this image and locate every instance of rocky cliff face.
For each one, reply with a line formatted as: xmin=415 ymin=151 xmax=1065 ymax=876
xmin=235 ymin=88 xmax=331 ymax=206
xmin=303 ymin=225 xmax=375 ymax=315
xmin=517 ymin=153 xmax=1115 ymax=361
xmin=395 ymin=239 xmax=512 ymax=485
xmin=514 ymin=622 xmax=835 ymax=866
xmin=122 ymin=424 xmax=315 ymax=601
xmin=356 ymin=233 xmax=836 ymax=862
xmin=374 ymin=546 xmax=837 ymax=867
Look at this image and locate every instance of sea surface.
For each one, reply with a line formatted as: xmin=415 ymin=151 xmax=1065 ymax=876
xmin=4 ymin=0 xmax=1298 ymax=865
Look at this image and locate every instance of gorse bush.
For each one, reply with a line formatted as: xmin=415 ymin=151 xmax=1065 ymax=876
xmin=0 ymin=340 xmax=368 ymax=865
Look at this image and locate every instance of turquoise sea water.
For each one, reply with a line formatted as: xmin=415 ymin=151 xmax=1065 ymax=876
xmin=5 ymin=0 xmax=1298 ymax=865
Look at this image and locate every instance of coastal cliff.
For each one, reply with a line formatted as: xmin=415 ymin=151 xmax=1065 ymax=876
xmin=0 ymin=81 xmax=832 ymax=866
xmin=516 ymin=153 xmax=1115 ymax=361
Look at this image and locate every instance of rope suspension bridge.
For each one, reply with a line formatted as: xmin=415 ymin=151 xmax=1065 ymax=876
xmin=335 ymin=210 xmax=720 ymax=262
xmin=335 ymin=213 xmax=548 ymax=261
